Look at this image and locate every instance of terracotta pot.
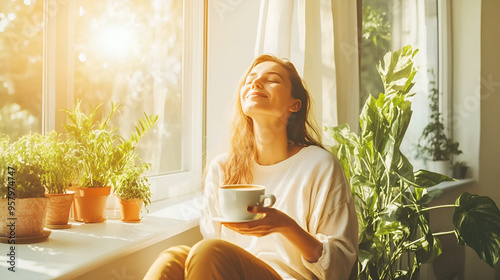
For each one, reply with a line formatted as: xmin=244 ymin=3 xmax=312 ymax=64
xmin=119 ymin=199 xmax=144 ymax=223
xmin=45 ymin=191 xmax=75 ymax=228
xmin=73 ymin=186 xmax=111 ymax=223
xmin=0 ymin=196 xmax=49 ymax=238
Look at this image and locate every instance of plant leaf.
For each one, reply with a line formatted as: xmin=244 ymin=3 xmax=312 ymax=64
xmin=377 ymin=45 xmax=418 ymax=98
xmin=417 ymin=187 xmax=443 ymax=206
xmin=358 ymin=235 xmax=385 ymax=270
xmin=415 ymin=236 xmax=442 ymax=263
xmin=453 ymin=192 xmax=500 ymax=267
xmin=414 ymin=169 xmax=454 ymax=187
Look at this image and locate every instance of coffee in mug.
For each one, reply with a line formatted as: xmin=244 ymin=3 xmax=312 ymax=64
xmin=218 ymin=184 xmax=276 ymax=221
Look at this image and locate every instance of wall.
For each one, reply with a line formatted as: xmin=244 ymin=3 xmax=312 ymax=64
xmin=452 ymin=0 xmax=481 ymax=181
xmin=443 ymin=0 xmax=500 ymax=278
xmin=479 ymin=0 xmax=500 ymax=278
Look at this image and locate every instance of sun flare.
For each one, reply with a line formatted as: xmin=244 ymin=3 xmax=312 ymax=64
xmin=93 ymin=25 xmax=135 ymax=58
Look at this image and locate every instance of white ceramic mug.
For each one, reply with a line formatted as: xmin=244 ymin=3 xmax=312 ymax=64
xmin=218 ymin=184 xmax=276 ymax=221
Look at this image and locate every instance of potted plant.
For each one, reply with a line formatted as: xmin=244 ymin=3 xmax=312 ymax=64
xmin=416 ymin=73 xmax=462 ymax=175
xmin=328 ymin=46 xmax=500 ymax=279
xmin=0 ymin=133 xmax=51 ymax=243
xmin=110 ymin=109 xmax=158 ymax=222
xmin=41 ymin=131 xmax=79 ymax=229
xmin=62 ymin=101 xmax=118 ymax=223
xmin=62 ymin=100 xmax=157 ymax=223
xmin=114 ymin=162 xmax=152 ymax=222
xmin=452 ymin=160 xmax=468 ymax=179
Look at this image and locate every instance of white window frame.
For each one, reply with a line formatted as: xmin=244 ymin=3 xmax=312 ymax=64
xmin=43 ymin=0 xmax=207 ymax=202
xmin=437 ymin=0 xmax=452 ymax=136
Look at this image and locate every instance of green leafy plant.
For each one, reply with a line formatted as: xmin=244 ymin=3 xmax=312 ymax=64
xmin=0 ymin=133 xmax=48 ymax=198
xmin=360 ymin=3 xmax=392 ymax=110
xmin=61 ymin=101 xmax=118 ymax=188
xmin=327 ymin=46 xmax=500 ymax=279
xmin=112 ymin=110 xmax=158 ymax=208
xmin=453 ymin=160 xmax=467 ymax=168
xmin=451 ymin=160 xmax=468 ymax=179
xmin=62 ymin=100 xmax=158 ymax=189
xmin=40 ymin=131 xmax=79 ymax=194
xmin=113 ymin=162 xmax=153 ymax=208
xmin=0 ymin=134 xmax=11 ymax=197
xmin=416 ymin=73 xmax=462 ymax=161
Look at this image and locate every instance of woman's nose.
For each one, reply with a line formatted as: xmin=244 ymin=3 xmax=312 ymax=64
xmin=251 ymin=78 xmax=262 ymax=89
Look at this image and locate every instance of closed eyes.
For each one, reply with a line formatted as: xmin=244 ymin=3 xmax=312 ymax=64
xmin=245 ymin=74 xmax=283 ymax=85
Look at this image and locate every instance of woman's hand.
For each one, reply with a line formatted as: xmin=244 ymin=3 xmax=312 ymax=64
xmin=221 ymin=206 xmax=293 ymax=237
xmin=221 ymin=206 xmax=324 ymax=263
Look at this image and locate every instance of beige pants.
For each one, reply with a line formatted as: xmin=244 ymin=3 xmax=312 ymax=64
xmin=143 ymin=239 xmax=283 ymax=280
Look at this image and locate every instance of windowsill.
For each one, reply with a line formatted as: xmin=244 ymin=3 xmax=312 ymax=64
xmin=0 ymin=192 xmax=202 ymax=280
xmin=429 ymin=178 xmax=476 ymax=192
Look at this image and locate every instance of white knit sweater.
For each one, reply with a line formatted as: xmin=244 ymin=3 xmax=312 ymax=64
xmin=200 ymin=145 xmax=358 ymax=280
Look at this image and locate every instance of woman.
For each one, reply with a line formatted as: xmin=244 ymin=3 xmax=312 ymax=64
xmin=144 ymin=55 xmax=358 ymax=280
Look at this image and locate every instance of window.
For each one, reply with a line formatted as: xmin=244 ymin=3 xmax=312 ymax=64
xmin=2 ymin=0 xmax=206 ymax=201
xmin=360 ymin=0 xmax=450 ymax=169
xmin=0 ymin=0 xmax=44 ymax=140
xmin=74 ymin=0 xmax=185 ymax=175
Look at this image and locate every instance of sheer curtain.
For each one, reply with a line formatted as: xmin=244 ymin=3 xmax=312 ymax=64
xmin=254 ymin=0 xmax=360 ymax=134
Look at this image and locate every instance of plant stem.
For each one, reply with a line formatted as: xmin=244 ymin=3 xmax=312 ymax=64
xmin=403 ymin=230 xmax=457 ymax=248
xmin=432 ymin=230 xmax=456 ymax=237
xmin=420 ymin=204 xmax=456 ymax=212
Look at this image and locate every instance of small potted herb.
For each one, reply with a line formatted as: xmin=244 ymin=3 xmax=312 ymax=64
xmin=113 ymin=162 xmax=152 ymax=222
xmin=41 ymin=131 xmax=79 ymax=229
xmin=0 ymin=133 xmax=51 ymax=243
xmin=452 ymin=160 xmax=468 ymax=179
xmin=62 ymin=101 xmax=119 ymax=223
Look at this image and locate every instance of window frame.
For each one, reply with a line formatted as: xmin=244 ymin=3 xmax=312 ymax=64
xmin=43 ymin=0 xmax=207 ymax=202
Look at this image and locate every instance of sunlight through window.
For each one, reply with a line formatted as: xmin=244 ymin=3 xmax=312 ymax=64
xmin=92 ymin=25 xmax=136 ymax=58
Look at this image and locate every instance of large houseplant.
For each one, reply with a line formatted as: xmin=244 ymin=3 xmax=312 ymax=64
xmin=328 ymin=46 xmax=500 ymax=279
xmin=416 ymin=73 xmax=462 ymax=175
xmin=62 ymin=100 xmax=157 ymax=223
xmin=0 ymin=133 xmax=51 ymax=243
xmin=41 ymin=131 xmax=79 ymax=228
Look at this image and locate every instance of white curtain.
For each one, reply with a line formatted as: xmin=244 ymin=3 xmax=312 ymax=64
xmin=254 ymin=0 xmax=360 ymax=133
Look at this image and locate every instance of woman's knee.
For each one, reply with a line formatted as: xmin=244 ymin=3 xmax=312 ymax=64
xmin=143 ymin=245 xmax=191 ymax=280
xmin=188 ymin=239 xmax=233 ymax=260
xmin=185 ymin=239 xmax=245 ymax=279
xmin=186 ymin=239 xmax=246 ymax=270
xmin=185 ymin=239 xmax=282 ymax=280
xmin=158 ymin=245 xmax=191 ymax=260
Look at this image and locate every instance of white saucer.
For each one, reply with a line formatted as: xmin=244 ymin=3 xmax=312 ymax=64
xmin=212 ymin=215 xmax=263 ymax=223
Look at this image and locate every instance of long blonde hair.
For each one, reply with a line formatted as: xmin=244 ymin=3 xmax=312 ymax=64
xmin=222 ymin=54 xmax=323 ymax=185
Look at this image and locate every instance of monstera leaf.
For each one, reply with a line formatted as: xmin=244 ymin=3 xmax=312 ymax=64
xmin=453 ymin=192 xmax=500 ymax=267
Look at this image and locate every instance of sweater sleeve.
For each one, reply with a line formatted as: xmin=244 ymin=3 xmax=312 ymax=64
xmin=300 ymin=156 xmax=358 ymax=280
xmin=199 ymin=155 xmax=225 ymax=239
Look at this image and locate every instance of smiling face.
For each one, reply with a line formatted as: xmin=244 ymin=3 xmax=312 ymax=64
xmin=240 ymin=61 xmax=301 ymax=122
